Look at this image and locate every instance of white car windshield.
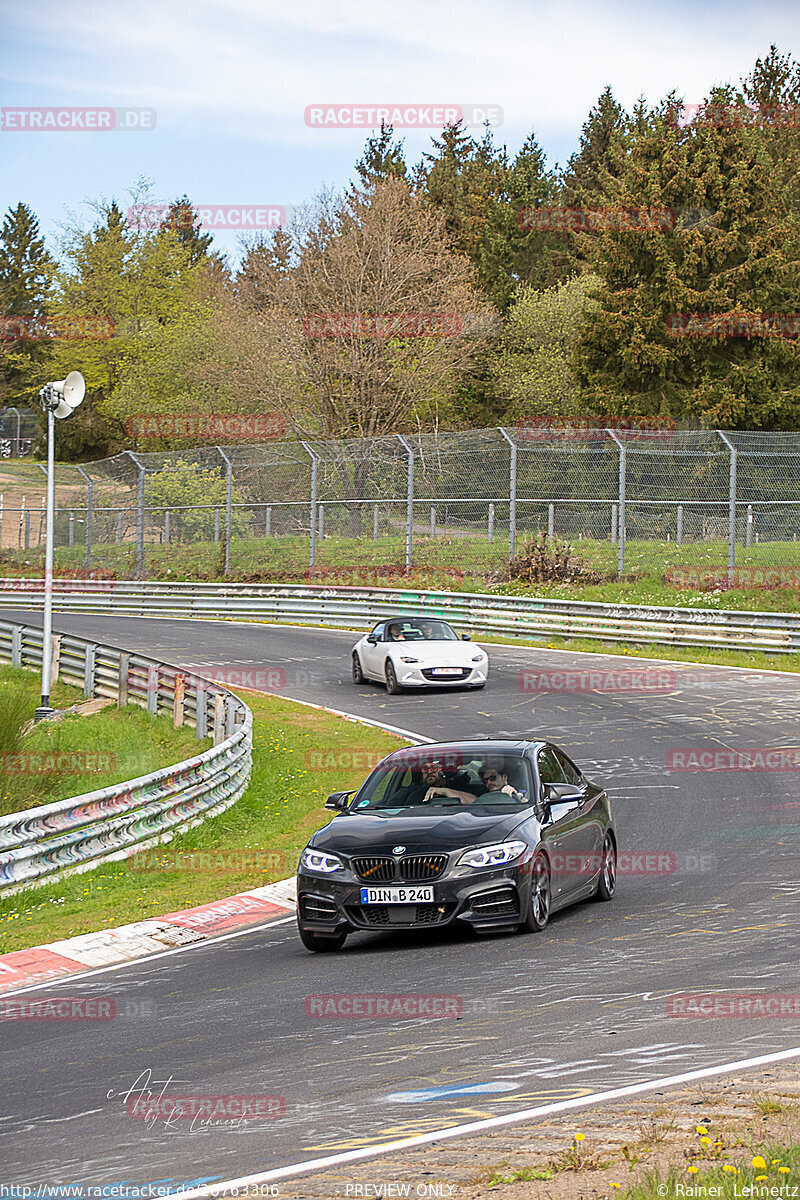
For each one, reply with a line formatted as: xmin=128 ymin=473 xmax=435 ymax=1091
xmin=382 ymin=619 xmax=458 ymax=642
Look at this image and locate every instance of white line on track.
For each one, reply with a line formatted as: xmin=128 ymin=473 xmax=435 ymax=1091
xmin=171 ymin=1046 xmax=800 ymax=1198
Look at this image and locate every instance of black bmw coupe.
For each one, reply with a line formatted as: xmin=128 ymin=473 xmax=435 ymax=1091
xmin=296 ymin=739 xmax=616 ymax=951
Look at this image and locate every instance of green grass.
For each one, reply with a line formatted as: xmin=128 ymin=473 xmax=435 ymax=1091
xmin=620 ymin=1142 xmax=800 ymax=1197
xmin=3 ymin=530 xmax=800 ymax=614
xmin=0 ymin=664 xmax=210 ymax=817
xmin=0 ymin=690 xmax=409 ymax=952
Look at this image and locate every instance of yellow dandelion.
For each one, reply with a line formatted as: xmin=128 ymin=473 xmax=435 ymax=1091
xmin=688 ymin=1166 xmax=699 ymax=1175
xmin=575 ymin=1132 xmax=585 ymax=1142
xmin=723 ymin=1165 xmax=737 ymax=1174
xmin=696 ymin=1125 xmax=708 ymax=1135
xmin=610 ymin=1184 xmax=621 ymax=1189
xmin=779 ymin=1168 xmax=790 ymax=1175
xmin=752 ymin=1157 xmax=767 ymax=1170
xmin=755 ymin=1177 xmax=767 ymax=1183
xmin=700 ymin=1137 xmax=712 ymax=1146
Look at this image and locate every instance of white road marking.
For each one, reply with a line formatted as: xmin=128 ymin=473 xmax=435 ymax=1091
xmin=170 ymin=1045 xmax=800 ymax=1197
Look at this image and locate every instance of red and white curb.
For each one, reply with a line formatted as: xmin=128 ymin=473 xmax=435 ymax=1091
xmin=0 ymin=878 xmax=296 ymax=993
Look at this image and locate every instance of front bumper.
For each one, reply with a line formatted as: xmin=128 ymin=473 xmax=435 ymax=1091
xmin=395 ymin=664 xmax=487 ymax=687
xmin=297 ymin=862 xmax=525 ymax=935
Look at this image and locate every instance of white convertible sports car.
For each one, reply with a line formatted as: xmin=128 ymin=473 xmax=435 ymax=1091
xmin=351 ymin=615 xmax=489 ymax=694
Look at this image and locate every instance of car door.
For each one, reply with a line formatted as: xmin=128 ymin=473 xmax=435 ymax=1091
xmin=554 ymin=748 xmax=604 ymax=884
xmin=536 ymin=746 xmax=586 ymax=901
xmin=361 ymin=623 xmax=384 ymax=678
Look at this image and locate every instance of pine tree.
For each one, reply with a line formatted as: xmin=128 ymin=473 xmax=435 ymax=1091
xmin=161 ymin=195 xmax=215 ymax=265
xmin=353 ymin=125 xmax=407 ymax=190
xmin=0 ymin=203 xmax=56 ymax=406
xmin=562 ymin=87 xmax=630 ymax=207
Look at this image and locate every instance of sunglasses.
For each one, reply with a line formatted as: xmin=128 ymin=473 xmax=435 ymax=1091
xmin=479 ymin=772 xmax=502 ymax=783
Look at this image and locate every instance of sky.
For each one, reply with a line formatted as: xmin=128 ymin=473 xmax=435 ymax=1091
xmin=1 ymin=0 xmax=799 ymax=265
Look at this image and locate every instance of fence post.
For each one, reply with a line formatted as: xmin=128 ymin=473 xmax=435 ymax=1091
xmin=216 ymin=446 xmax=233 ymax=576
xmin=214 ymin=508 xmax=220 ymax=543
xmin=116 ymin=511 xmax=123 ymax=545
xmin=373 ymin=503 xmax=379 ymax=540
xmin=318 ymin=503 xmax=324 ymax=540
xmin=611 ymin=503 xmax=617 ymax=545
xmin=498 ymin=428 xmax=517 ymax=562
xmin=717 ymin=431 xmax=737 ymax=584
xmin=75 ymin=465 xmax=93 ymax=569
xmin=265 ymin=505 xmax=271 ymax=537
xmin=164 ymin=510 xmax=170 ymax=545
xmin=396 ymin=435 xmax=414 ymax=571
xmin=125 ymin=451 xmax=146 ymax=580
xmin=300 ymin=442 xmax=319 ymax=567
xmin=488 ymin=502 xmax=494 ymax=542
xmin=68 ymin=511 xmax=74 ymax=548
xmin=548 ymin=502 xmax=554 ymax=540
xmin=607 ymin=430 xmax=626 ymax=578
xmin=430 ymin=505 xmax=436 ymax=538
xmin=746 ymin=504 xmax=753 ymax=547
xmin=677 ymin=504 xmax=683 ymax=545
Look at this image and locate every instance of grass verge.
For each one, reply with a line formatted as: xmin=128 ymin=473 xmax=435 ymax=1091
xmin=0 ymin=664 xmax=210 ymax=816
xmin=0 ymin=690 xmax=409 ymax=952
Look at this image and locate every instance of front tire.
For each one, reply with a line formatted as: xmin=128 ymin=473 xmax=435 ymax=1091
xmin=520 ymin=853 xmax=551 ymax=932
xmin=298 ymin=926 xmax=348 ymax=952
xmin=352 ymin=652 xmax=366 ymax=684
xmin=385 ymin=660 xmax=402 ymax=695
xmin=594 ymin=834 xmax=616 ymax=901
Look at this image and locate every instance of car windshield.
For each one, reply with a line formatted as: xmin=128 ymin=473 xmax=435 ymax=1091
xmin=350 ymin=748 xmax=533 ymax=811
xmin=382 ymin=619 xmax=458 ymax=642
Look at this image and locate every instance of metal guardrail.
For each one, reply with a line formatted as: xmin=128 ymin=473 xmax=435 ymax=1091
xmin=1 ymin=579 xmax=799 ymax=653
xmin=0 ymin=618 xmax=253 ymax=892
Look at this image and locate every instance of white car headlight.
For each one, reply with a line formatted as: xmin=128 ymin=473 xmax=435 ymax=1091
xmin=400 ymin=656 xmax=420 ymax=663
xmin=301 ymin=848 xmax=344 ymax=873
xmin=458 ymin=841 xmax=526 ymax=869
xmin=472 ymin=654 xmax=486 ymax=662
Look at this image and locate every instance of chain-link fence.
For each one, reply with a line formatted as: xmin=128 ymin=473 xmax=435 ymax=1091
xmin=0 ymin=407 xmax=37 ymax=458
xmin=1 ymin=428 xmax=799 ymax=587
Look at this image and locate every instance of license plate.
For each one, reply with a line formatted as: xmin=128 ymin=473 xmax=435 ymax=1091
xmin=361 ymin=886 xmax=434 ymax=904
xmin=432 ymin=667 xmax=462 ymax=676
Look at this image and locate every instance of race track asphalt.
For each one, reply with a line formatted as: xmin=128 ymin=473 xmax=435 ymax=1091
xmin=2 ymin=609 xmax=799 ymax=1192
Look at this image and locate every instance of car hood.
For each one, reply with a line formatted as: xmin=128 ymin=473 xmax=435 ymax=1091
xmin=309 ymin=808 xmax=529 ymax=854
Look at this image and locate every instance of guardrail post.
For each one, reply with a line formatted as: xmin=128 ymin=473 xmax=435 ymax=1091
xmin=147 ymin=664 xmax=159 ymax=714
xmin=677 ymin=504 xmax=683 ymax=545
xmin=174 ymin=673 xmax=185 ymax=728
xmin=216 ymin=447 xmax=233 ymax=576
xmin=498 ymin=428 xmax=517 ymax=562
xmin=717 ymin=431 xmax=737 ymax=584
xmin=50 ymin=633 xmax=61 ymax=688
xmin=607 ymin=430 xmax=626 ymax=577
xmin=225 ymin=695 xmax=236 ymax=738
xmin=300 ymin=442 xmax=319 ymax=568
xmin=212 ymin=694 xmax=225 ymax=744
xmin=397 ymin=435 xmax=414 ymax=571
xmin=196 ymin=679 xmax=206 ymax=737
xmin=118 ymin=652 xmax=129 ymax=707
xmin=74 ymin=466 xmax=93 ymax=569
xmin=84 ymin=644 xmax=96 ymax=698
xmin=11 ymin=625 xmax=21 ymax=666
xmin=488 ymin=502 xmax=494 ymax=542
xmin=125 ymin=451 xmax=146 ymax=580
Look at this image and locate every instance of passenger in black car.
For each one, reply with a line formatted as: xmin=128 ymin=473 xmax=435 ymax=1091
xmin=423 ymin=758 xmax=528 ymax=805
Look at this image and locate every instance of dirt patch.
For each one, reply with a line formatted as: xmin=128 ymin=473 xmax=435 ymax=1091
xmin=263 ymin=1062 xmax=800 ymax=1198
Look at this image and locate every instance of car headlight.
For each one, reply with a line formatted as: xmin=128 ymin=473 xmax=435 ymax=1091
xmin=400 ymin=656 xmax=419 ymax=663
xmin=472 ymin=654 xmax=486 ymax=662
xmin=458 ymin=840 xmax=526 ymax=868
xmin=300 ymin=848 xmax=344 ymax=873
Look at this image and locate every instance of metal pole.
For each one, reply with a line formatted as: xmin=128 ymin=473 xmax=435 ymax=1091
xmin=38 ymin=406 xmax=55 ymax=715
xmin=677 ymin=504 xmax=683 ymax=546
xmin=164 ymin=510 xmax=171 ymax=545
xmin=430 ymin=505 xmax=436 ymax=538
xmin=300 ymin=442 xmax=319 ymax=568
xmin=548 ymin=502 xmax=554 ymax=540
xmin=746 ymin=504 xmax=753 ymax=547
xmin=498 ymin=428 xmax=517 ymax=562
xmin=607 ymin=430 xmax=626 ymax=578
xmin=488 ymin=502 xmax=494 ymax=542
xmin=717 ymin=431 xmax=737 ymax=584
xmin=373 ymin=504 xmax=379 ymax=540
xmin=214 ymin=509 xmax=220 ymax=543
xmin=397 ymin=435 xmax=414 ymax=571
xmin=68 ymin=511 xmax=74 ymax=548
xmin=318 ymin=503 xmax=324 ymax=539
xmin=265 ymin=505 xmax=271 ymax=537
xmin=611 ymin=503 xmax=617 ymax=545
xmin=217 ymin=447 xmax=233 ymax=576
xmin=125 ymin=451 xmax=146 ymax=579
xmin=75 ymin=466 xmax=93 ymax=570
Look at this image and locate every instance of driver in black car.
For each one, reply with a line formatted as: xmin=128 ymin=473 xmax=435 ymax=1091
xmin=423 ymin=758 xmax=528 ymax=805
xmin=400 ymin=757 xmax=475 ymax=805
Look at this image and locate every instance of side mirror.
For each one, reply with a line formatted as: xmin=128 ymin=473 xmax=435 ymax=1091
xmin=325 ymin=791 xmax=353 ymax=811
xmin=461 ymin=634 xmax=471 ymax=641
xmin=542 ymin=782 xmax=584 ymax=806
xmin=366 ymin=635 xmax=378 ymax=645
